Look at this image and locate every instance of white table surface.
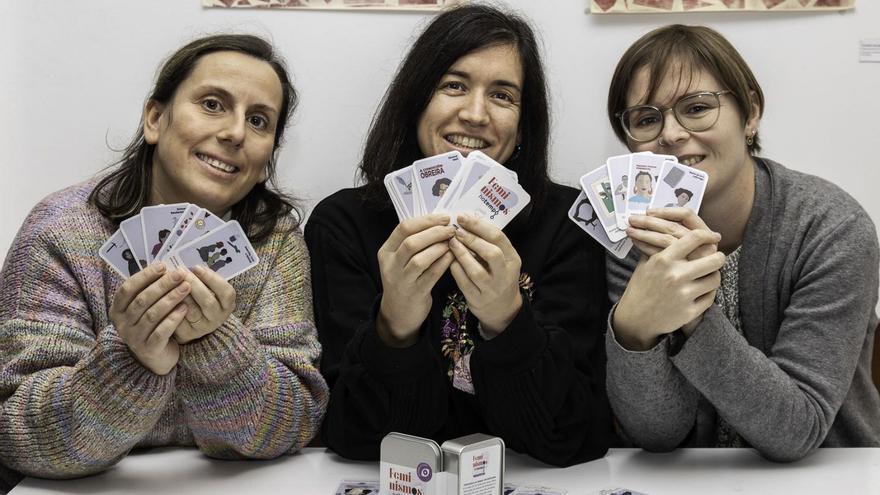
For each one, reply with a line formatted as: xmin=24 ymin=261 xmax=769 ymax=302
xmin=11 ymin=447 xmax=880 ymax=494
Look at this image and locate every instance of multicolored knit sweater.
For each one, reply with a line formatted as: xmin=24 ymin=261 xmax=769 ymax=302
xmin=0 ymin=179 xmax=329 ymax=488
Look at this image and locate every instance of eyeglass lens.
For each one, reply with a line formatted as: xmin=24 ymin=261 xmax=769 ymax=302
xmin=621 ymin=92 xmax=723 ymax=142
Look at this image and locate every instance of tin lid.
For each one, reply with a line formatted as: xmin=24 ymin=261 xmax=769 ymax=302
xmin=380 ymin=432 xmax=442 ymax=468
xmin=440 ymin=433 xmax=505 ymax=455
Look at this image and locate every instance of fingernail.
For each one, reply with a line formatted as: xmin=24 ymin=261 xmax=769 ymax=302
xmin=154 ymin=262 xmax=166 ymax=273
xmin=449 ymin=238 xmax=461 ymax=248
xmin=170 ymin=269 xmax=184 ymax=282
xmin=177 ymin=282 xmax=190 ymax=294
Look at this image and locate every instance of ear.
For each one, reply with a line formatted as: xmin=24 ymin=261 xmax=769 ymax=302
xmin=143 ymin=99 xmax=166 ymax=145
xmin=744 ymin=90 xmax=762 ymax=136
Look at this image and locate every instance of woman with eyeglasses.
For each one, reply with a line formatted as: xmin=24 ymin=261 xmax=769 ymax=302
xmin=604 ymin=25 xmax=880 ymax=461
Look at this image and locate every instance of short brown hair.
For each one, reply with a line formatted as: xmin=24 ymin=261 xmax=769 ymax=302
xmin=607 ymin=25 xmax=764 ymax=154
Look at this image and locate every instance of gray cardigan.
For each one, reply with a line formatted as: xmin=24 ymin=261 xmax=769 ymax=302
xmin=606 ymin=157 xmax=880 ymax=462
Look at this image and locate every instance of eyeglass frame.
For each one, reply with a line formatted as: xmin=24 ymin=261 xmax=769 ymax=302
xmin=615 ymin=90 xmax=733 ymax=143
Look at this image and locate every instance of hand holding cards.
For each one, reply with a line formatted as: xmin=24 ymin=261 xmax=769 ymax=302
xmin=100 ymin=203 xmax=258 ymax=280
xmin=385 ymin=151 xmax=530 ymax=230
xmin=568 ymin=152 xmax=708 ymax=259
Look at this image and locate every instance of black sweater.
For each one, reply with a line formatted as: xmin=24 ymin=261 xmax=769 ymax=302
xmin=304 ymin=182 xmax=613 ymax=467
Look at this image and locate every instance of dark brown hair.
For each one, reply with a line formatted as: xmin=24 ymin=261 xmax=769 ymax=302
xmin=358 ymin=4 xmax=551 ymax=209
xmin=89 ymin=34 xmax=300 ymax=243
xmin=607 ymin=25 xmax=764 ymax=154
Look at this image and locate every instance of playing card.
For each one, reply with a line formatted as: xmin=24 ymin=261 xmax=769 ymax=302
xmin=568 ymin=190 xmax=632 ymax=260
xmin=99 ymin=229 xmax=140 ymax=279
xmin=384 ymin=165 xmax=415 ymax=221
xmin=154 ymin=204 xmax=199 ymax=262
xmin=411 ymin=151 xmax=463 ymax=215
xmin=580 ymin=165 xmax=627 ymax=242
xmin=451 ymin=168 xmax=530 ymax=230
xmin=119 ymin=214 xmax=149 ymax=272
xmin=606 ymin=152 xmax=650 ymax=231
xmin=141 ymin=202 xmax=190 ymax=264
xmin=514 ymin=485 xmax=568 ymax=495
xmin=167 ymin=220 xmax=259 ymax=280
xmin=648 ymin=160 xmax=708 ymax=214
xmin=171 ymin=207 xmax=226 ymax=255
xmin=598 ymin=488 xmax=649 ymax=495
xmin=624 ymin=153 xmax=669 ymax=221
xmin=334 ymin=479 xmax=379 ymax=495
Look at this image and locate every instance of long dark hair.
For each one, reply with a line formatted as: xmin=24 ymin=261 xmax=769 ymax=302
xmin=607 ymin=25 xmax=765 ymax=154
xmin=89 ymin=34 xmax=301 ymax=243
xmin=358 ymin=3 xmax=551 ymax=209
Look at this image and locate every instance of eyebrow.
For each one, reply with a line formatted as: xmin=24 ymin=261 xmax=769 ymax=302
xmin=445 ymin=69 xmax=522 ymax=93
xmin=196 ymin=85 xmax=280 ymax=116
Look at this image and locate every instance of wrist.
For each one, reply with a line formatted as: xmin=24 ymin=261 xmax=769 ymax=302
xmin=611 ymin=304 xmax=659 ymax=352
xmin=376 ymin=303 xmax=419 ymax=348
xmin=478 ymin=290 xmax=523 ymax=337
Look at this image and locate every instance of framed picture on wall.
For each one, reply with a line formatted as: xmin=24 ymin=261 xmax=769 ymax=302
xmin=590 ymin=0 xmax=855 ymax=14
xmin=203 ymin=0 xmax=465 ymax=11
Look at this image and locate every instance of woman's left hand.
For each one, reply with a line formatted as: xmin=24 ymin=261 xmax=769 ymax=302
xmin=628 ymin=207 xmax=718 ymax=260
xmin=174 ymin=265 xmax=237 ymax=344
xmin=448 ymin=214 xmax=522 ymax=337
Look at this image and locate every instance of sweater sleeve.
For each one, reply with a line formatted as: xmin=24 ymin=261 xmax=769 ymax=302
xmin=0 ymin=221 xmax=175 ymax=479
xmin=670 ymin=212 xmax=879 ymax=462
xmin=604 ymin=251 xmax=701 ymax=451
xmin=466 ymin=218 xmax=614 ymax=466
xmin=175 ymin=228 xmax=329 ymax=459
xmin=305 ymin=214 xmax=449 ymax=460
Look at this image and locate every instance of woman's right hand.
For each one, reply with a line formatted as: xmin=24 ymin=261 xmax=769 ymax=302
xmin=612 ymin=229 xmax=725 ymax=351
xmin=109 ymin=262 xmax=191 ymax=375
xmin=376 ymin=214 xmax=456 ymax=347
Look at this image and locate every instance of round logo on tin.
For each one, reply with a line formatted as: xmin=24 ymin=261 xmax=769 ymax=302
xmin=416 ymin=462 xmax=432 ymax=482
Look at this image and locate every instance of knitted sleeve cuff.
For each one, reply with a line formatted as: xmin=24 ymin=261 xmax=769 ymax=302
xmin=177 ymin=315 xmax=263 ymax=384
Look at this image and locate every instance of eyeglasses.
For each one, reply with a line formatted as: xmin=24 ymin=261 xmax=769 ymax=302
xmin=616 ymin=90 xmax=732 ymax=143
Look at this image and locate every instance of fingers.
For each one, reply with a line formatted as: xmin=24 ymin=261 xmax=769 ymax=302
xmin=663 ymin=229 xmax=721 ymax=261
xmin=632 ymin=239 xmax=662 ymax=257
xmin=627 ymin=228 xmax=677 ymax=253
xmin=684 ymin=251 xmax=726 ymax=280
xmin=646 ymin=207 xmax=710 ymax=231
xmin=449 ymin=260 xmax=480 ymax=299
xmin=449 ymin=237 xmax=489 ymax=285
xmin=627 ymin=214 xmax=691 ymax=238
xmin=111 ymin=263 xmax=167 ymax=315
xmin=416 ymin=250 xmax=454 ymax=289
xmin=147 ymin=303 xmax=188 ymax=347
xmin=135 ymin=275 xmax=191 ymax=332
xmin=191 ymin=265 xmax=236 ymax=313
xmin=406 ymin=242 xmax=453 ymax=281
xmin=382 ymin=214 xmax=451 ymax=252
xmin=456 ymin=214 xmax=516 ymax=257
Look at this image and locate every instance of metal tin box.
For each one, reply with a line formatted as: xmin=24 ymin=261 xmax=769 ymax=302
xmin=440 ymin=433 xmax=505 ymax=495
xmin=380 ymin=432 xmax=443 ymax=495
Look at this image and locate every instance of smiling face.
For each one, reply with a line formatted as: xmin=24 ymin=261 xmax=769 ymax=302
xmin=625 ymin=64 xmax=759 ymax=199
xmin=634 ymin=173 xmax=652 ymax=197
xmin=416 ymin=43 xmax=523 ymax=164
xmin=144 ymin=51 xmax=283 ymax=215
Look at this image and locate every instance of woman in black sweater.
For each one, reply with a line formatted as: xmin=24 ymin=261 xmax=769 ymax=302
xmin=305 ymin=4 xmax=612 ymax=467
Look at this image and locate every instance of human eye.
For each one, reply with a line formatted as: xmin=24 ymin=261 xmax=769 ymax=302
xmin=631 ymin=110 xmax=660 ymax=129
xmin=491 ymin=90 xmax=518 ymax=105
xmin=200 ymin=97 xmax=224 ymax=113
xmin=248 ymin=114 xmax=269 ymax=131
xmin=439 ymin=80 xmax=466 ymax=93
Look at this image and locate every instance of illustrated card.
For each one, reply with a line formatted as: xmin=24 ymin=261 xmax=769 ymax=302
xmin=411 ymin=151 xmax=463 ymax=215
xmin=140 ymin=202 xmax=190 ymax=264
xmin=167 ymin=220 xmax=259 ymax=280
xmin=119 ymin=214 xmax=148 ymax=271
xmin=568 ymin=190 xmax=632 ymax=260
xmin=99 ymin=229 xmax=140 ymax=279
xmin=648 ymin=160 xmax=708 ymax=214
xmin=334 ymin=479 xmax=379 ymax=495
xmin=170 ymin=208 xmax=226 ymax=257
xmin=384 ymin=165 xmax=415 ymax=221
xmin=607 ymin=152 xmax=651 ymax=230
xmin=451 ymin=169 xmax=531 ymax=230
xmin=624 ymin=153 xmax=668 ymax=221
xmin=580 ymin=165 xmax=627 ymax=242
xmin=514 ymin=485 xmax=568 ymax=495
xmin=154 ymin=204 xmax=199 ymax=262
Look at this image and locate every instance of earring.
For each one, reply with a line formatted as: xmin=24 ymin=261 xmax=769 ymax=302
xmin=658 ymin=137 xmax=668 ymax=147
xmin=746 ymin=130 xmax=756 ymax=146
xmin=510 ymin=144 xmax=522 ymax=161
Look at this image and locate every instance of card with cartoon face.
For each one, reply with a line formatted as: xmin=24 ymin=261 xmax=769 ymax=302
xmin=119 ymin=214 xmax=149 ymax=272
xmin=99 ymin=229 xmax=140 ymax=279
xmin=334 ymin=479 xmax=379 ymax=495
xmin=167 ymin=220 xmax=259 ymax=280
xmin=153 ymin=204 xmax=200 ymax=262
xmin=625 ymin=153 xmax=669 ymax=221
xmin=451 ymin=168 xmax=530 ymax=230
xmin=384 ymin=165 xmax=415 ymax=221
xmin=411 ymin=151 xmax=464 ymax=215
xmin=648 ymin=160 xmax=708 ymax=214
xmin=580 ymin=164 xmax=627 ymax=242
xmin=140 ymin=203 xmax=191 ymax=264
xmin=568 ymin=190 xmax=632 ymax=260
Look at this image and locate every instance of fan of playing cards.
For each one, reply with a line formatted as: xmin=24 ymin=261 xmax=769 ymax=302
xmin=568 ymin=152 xmax=709 ymax=259
xmin=384 ymin=150 xmax=531 ymax=229
xmin=99 ymin=203 xmax=259 ymax=281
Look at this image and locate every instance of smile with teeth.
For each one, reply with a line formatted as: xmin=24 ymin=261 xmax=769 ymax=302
xmin=679 ymin=156 xmax=705 ymax=166
xmin=445 ymin=134 xmax=488 ymax=150
xmin=197 ymin=153 xmax=238 ymax=173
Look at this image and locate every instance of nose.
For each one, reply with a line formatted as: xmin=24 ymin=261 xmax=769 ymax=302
xmin=217 ymin=113 xmax=246 ymax=148
xmin=657 ymin=108 xmax=689 ymax=147
xmin=458 ymin=92 xmax=490 ymax=127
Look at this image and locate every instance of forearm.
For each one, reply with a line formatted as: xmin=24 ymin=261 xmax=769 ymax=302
xmin=0 ymin=322 xmax=174 ymax=478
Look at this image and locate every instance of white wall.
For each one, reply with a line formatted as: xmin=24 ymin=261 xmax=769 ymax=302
xmin=2 ymin=0 xmax=879 ymax=267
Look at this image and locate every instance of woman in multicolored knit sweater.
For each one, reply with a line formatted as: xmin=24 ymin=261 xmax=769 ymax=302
xmin=0 ymin=35 xmax=328 ymax=491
